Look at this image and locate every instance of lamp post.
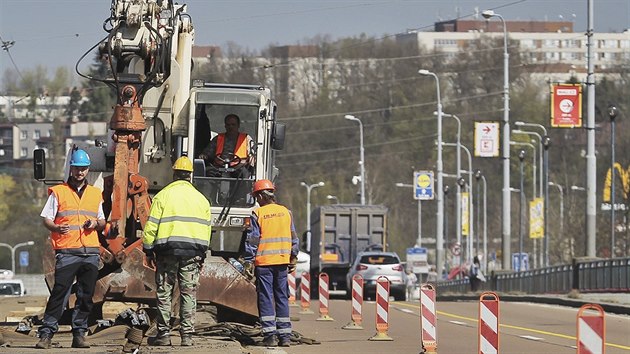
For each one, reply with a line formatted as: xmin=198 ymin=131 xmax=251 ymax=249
xmin=444 ymin=185 xmax=450 ymax=272
xmin=301 ymin=181 xmax=325 ymax=252
xmin=511 ymin=141 xmax=537 ymax=267
xmin=571 ymin=185 xmax=586 ymax=192
xmin=549 ymin=181 xmax=567 ymax=260
xmin=0 ymin=241 xmax=35 ymax=274
xmin=475 ymin=170 xmax=488 ymax=273
xmin=396 ymin=182 xmax=423 ymax=247
xmin=326 ymin=195 xmax=339 ymax=204
xmin=440 ymin=112 xmax=462 ymax=263
xmin=482 ymin=9 xmax=511 ymax=270
xmin=344 ymin=115 xmax=366 ymax=205
xmin=608 ymin=104 xmax=619 ymax=257
xmin=419 ymin=69 xmax=445 ymax=277
xmin=518 ymin=149 xmax=526 ymax=272
xmin=456 ymin=177 xmax=468 ymax=263
xmin=515 ymin=121 xmax=550 ymax=266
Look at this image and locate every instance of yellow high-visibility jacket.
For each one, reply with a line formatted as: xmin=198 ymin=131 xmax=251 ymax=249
xmin=142 ymin=180 xmax=211 ymax=257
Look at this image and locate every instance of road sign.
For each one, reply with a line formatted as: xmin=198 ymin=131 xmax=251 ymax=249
xmin=407 ymin=247 xmax=429 ymax=273
xmin=19 ymin=251 xmax=29 ymax=267
xmin=414 ymin=171 xmax=434 ymax=200
xmin=474 ymin=122 xmax=500 ymax=157
xmin=512 ymin=252 xmax=529 ymax=272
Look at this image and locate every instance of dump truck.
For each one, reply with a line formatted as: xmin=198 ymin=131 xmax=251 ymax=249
xmin=33 ymin=0 xmax=285 ymax=324
xmin=308 ymin=204 xmax=388 ymax=293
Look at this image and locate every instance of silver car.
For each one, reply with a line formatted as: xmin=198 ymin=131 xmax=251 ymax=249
xmin=346 ymin=251 xmax=407 ymax=301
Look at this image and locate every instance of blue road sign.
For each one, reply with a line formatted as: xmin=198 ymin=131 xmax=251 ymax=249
xmin=414 ymin=171 xmax=434 ymax=200
xmin=512 ymin=252 xmax=529 ymax=272
xmin=19 ymin=251 xmax=29 ymax=267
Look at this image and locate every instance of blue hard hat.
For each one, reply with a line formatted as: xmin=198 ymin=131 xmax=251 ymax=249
xmin=70 ymin=149 xmax=91 ymax=167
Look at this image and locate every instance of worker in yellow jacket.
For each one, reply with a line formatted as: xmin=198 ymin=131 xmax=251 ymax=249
xmin=243 ymin=179 xmax=298 ymax=347
xmin=142 ymin=156 xmax=212 ymax=347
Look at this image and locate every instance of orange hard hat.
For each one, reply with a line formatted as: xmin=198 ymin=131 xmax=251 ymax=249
xmin=253 ymin=179 xmax=275 ymax=193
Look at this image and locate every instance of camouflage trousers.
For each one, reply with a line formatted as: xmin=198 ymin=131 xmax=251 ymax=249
xmin=154 ymin=255 xmax=202 ymax=335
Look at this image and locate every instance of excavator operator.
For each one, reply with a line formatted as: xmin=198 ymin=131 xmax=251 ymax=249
xmin=199 ymin=114 xmax=254 ymax=178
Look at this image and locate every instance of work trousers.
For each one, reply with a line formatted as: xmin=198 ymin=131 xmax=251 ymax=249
xmin=38 ymin=253 xmax=99 ymax=338
xmin=154 ymin=255 xmax=202 ymax=335
xmin=255 ymin=264 xmax=291 ymax=340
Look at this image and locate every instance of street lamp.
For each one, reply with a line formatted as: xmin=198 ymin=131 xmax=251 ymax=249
xmin=396 ymin=182 xmax=423 ymax=247
xmin=482 ymin=9 xmax=511 ymax=270
xmin=344 ymin=115 xmax=366 ymax=205
xmin=326 ymin=195 xmax=339 ymax=204
xmin=608 ymin=104 xmax=619 ymax=257
xmin=0 ymin=241 xmax=35 ymax=274
xmin=456 ymin=177 xmax=468 ymax=263
xmin=301 ymin=181 xmax=325 ymax=252
xmin=475 ymin=170 xmax=488 ymax=273
xmin=571 ymin=185 xmax=586 ymax=192
xmin=548 ymin=182 xmax=568 ymax=260
xmin=439 ymin=112 xmax=462 ymax=264
xmin=419 ymin=68 xmax=445 ymax=277
xmin=518 ymin=149 xmax=526 ymax=272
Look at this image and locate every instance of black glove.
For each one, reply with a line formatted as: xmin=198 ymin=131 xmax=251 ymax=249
xmin=288 ymin=255 xmax=298 ymax=273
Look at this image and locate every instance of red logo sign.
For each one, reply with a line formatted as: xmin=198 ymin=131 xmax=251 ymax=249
xmin=550 ymin=84 xmax=582 ymax=128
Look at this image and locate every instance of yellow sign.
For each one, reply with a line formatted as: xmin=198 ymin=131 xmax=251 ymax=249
xmin=462 ymin=192 xmax=469 ymax=236
xmin=417 ymin=174 xmax=431 ymax=188
xmin=529 ymin=198 xmax=544 ymax=239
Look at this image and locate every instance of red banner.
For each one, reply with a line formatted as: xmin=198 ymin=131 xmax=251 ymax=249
xmin=550 ymin=84 xmax=582 ymax=128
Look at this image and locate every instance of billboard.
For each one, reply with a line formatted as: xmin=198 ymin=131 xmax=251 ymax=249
xmin=550 ymin=83 xmax=582 ymax=128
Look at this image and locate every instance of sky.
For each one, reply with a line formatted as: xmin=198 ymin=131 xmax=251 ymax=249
xmin=1 ymin=0 xmax=629 ymax=89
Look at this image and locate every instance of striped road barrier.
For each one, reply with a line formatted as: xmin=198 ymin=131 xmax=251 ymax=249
xmin=369 ymin=276 xmax=393 ymax=341
xmin=317 ymin=273 xmax=334 ymax=321
xmin=577 ymin=304 xmax=605 ymax=354
xmin=420 ymin=283 xmax=437 ymax=354
xmin=288 ymin=270 xmax=297 ymax=307
xmin=342 ymin=274 xmax=364 ymax=330
xmin=478 ymin=291 xmax=500 ymax=354
xmin=299 ymin=272 xmax=314 ymax=314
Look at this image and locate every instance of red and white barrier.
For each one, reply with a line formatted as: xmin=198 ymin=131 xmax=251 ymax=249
xmin=577 ymin=304 xmax=606 ymax=354
xmin=317 ymin=273 xmax=334 ymax=321
xmin=299 ymin=272 xmax=314 ymax=314
xmin=478 ymin=292 xmax=500 ymax=354
xmin=342 ymin=274 xmax=364 ymax=330
xmin=288 ymin=270 xmax=297 ymax=307
xmin=369 ymin=276 xmax=393 ymax=341
xmin=420 ymin=283 xmax=437 ymax=353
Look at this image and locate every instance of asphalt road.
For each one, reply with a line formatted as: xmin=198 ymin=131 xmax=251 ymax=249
xmin=289 ymin=299 xmax=630 ymax=354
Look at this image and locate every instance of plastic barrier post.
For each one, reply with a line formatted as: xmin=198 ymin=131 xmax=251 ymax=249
xmin=478 ymin=292 xmax=500 ymax=354
xmin=343 ymin=274 xmax=364 ymax=330
xmin=420 ymin=283 xmax=438 ymax=354
xmin=316 ymin=272 xmax=335 ymax=321
xmin=577 ymin=304 xmax=606 ymax=354
xmin=288 ymin=270 xmax=298 ymax=307
xmin=299 ymin=272 xmax=314 ymax=314
xmin=368 ymin=276 xmax=393 ymax=341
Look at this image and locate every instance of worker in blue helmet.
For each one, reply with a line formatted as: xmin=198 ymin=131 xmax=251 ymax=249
xmin=36 ymin=148 xmax=105 ymax=349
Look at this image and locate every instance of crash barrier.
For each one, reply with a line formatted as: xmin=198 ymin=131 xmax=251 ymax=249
xmin=288 ymin=271 xmax=297 ymax=307
xmin=300 ymin=272 xmax=314 ymax=314
xmin=478 ymin=292 xmax=500 ymax=354
xmin=437 ymin=256 xmax=630 ymax=295
xmin=317 ymin=273 xmax=334 ymax=321
xmin=342 ymin=274 xmax=364 ymax=330
xmin=368 ymin=276 xmax=393 ymax=341
xmin=420 ymin=283 xmax=437 ymax=354
xmin=577 ymin=304 xmax=605 ymax=354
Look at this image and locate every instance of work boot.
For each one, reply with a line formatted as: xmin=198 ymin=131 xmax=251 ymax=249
xmin=71 ymin=335 xmax=90 ymax=348
xmin=259 ymin=335 xmax=278 ymax=347
xmin=35 ymin=336 xmax=52 ymax=349
xmin=152 ymin=334 xmax=172 ymax=346
xmin=279 ymin=338 xmax=291 ymax=347
xmin=180 ymin=333 xmax=194 ymax=346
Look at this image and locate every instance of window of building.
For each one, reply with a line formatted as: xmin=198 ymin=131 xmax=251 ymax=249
xmin=520 ymin=39 xmax=536 ymax=49
xmin=543 ymin=39 xmax=560 ymax=48
xmin=47 ymin=130 xmax=52 ymax=137
xmin=33 ymin=130 xmax=41 ymax=139
xmin=20 ymin=130 xmax=27 ymax=140
xmin=20 ymin=148 xmax=27 ymax=158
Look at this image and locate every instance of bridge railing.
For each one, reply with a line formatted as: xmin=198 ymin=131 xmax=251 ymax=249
xmin=437 ymin=256 xmax=630 ymax=294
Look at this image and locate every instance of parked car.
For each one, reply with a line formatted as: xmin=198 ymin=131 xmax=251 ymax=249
xmin=295 ymin=251 xmax=310 ymax=280
xmin=346 ymin=251 xmax=406 ymax=301
xmin=0 ymin=279 xmax=26 ymax=296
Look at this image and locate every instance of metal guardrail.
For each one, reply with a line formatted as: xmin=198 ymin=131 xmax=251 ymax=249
xmin=437 ymin=256 xmax=630 ymax=294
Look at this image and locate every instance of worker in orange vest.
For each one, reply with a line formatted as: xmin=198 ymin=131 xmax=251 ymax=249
xmin=243 ymin=179 xmax=298 ymax=347
xmin=36 ymin=149 xmax=105 ymax=349
xmin=199 ymin=113 xmax=254 ymax=177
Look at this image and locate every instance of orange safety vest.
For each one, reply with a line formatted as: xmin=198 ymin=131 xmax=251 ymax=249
xmin=253 ymin=204 xmax=292 ymax=266
xmin=216 ymin=133 xmax=248 ymax=159
xmin=48 ymin=183 xmax=102 ymax=251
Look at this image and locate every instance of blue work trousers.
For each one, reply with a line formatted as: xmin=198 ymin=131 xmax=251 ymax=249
xmin=255 ymin=264 xmax=291 ymax=340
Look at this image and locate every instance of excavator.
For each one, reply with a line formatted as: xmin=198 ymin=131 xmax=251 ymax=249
xmin=34 ymin=0 xmax=285 ymax=324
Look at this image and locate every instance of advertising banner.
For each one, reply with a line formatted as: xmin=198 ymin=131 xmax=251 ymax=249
xmin=462 ymin=192 xmax=469 ymax=236
xmin=529 ymin=198 xmax=544 ymax=239
xmin=550 ymin=83 xmax=582 ymax=128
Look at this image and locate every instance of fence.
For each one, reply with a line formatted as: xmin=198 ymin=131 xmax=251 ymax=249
xmin=438 ymin=256 xmax=630 ymax=294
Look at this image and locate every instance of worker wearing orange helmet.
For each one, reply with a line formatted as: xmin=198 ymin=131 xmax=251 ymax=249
xmin=36 ymin=148 xmax=106 ymax=349
xmin=243 ymin=179 xmax=298 ymax=347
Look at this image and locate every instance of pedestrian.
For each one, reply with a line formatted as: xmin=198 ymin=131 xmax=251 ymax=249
xmin=405 ymin=269 xmax=418 ymax=301
xmin=469 ymin=256 xmax=485 ymax=292
xmin=243 ymin=179 xmax=298 ymax=347
xmin=142 ymin=156 xmax=212 ymax=347
xmin=36 ymin=149 xmax=106 ymax=349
